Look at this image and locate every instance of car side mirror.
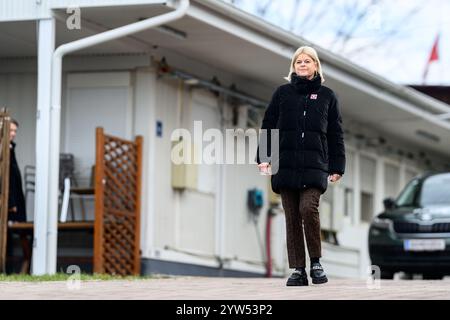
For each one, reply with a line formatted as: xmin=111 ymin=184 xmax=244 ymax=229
xmin=383 ymin=197 xmax=396 ymax=210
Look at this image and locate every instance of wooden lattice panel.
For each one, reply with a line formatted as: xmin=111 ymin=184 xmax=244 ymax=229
xmin=0 ymin=111 xmax=10 ymax=273
xmin=94 ymin=128 xmax=142 ymax=275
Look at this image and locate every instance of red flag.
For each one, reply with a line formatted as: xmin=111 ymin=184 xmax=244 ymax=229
xmin=422 ymin=34 xmax=439 ymax=83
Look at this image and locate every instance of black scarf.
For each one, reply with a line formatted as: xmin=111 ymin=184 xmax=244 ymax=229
xmin=290 ymin=72 xmax=322 ymax=94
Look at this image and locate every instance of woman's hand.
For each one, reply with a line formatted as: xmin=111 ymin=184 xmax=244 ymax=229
xmin=258 ymin=162 xmax=271 ymax=175
xmin=328 ymin=174 xmax=341 ymax=183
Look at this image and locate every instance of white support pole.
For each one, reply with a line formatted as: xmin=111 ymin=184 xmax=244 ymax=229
xmin=47 ymin=54 xmax=62 ymax=274
xmin=32 ymin=17 xmax=55 ymax=275
xmin=46 ymin=0 xmax=190 ymax=274
xmin=146 ymin=72 xmax=158 ymax=256
xmin=134 ymin=69 xmax=157 ymax=257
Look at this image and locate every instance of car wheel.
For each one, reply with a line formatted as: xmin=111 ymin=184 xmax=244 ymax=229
xmin=423 ymin=273 xmax=444 ymax=280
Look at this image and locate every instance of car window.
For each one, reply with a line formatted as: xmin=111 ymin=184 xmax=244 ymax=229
xmin=420 ymin=174 xmax=450 ymax=206
xmin=396 ymin=178 xmax=420 ymax=207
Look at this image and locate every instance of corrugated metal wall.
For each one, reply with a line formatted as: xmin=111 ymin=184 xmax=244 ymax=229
xmin=0 ymin=0 xmax=166 ymax=22
xmin=0 ymin=0 xmax=49 ymax=21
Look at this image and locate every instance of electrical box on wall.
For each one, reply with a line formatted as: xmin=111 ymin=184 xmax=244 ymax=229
xmin=268 ymin=177 xmax=281 ymax=205
xmin=247 ymin=188 xmax=264 ymax=214
xmin=171 ymin=139 xmax=198 ymax=190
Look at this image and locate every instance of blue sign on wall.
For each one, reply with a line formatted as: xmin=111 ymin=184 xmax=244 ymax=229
xmin=156 ymin=120 xmax=163 ymax=137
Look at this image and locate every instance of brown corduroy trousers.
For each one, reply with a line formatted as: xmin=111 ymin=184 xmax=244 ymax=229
xmin=280 ymin=188 xmax=322 ymax=268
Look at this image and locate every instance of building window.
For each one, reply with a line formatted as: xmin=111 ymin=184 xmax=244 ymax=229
xmin=341 ymin=151 xmax=354 ymax=220
xmin=384 ymin=163 xmax=400 ymax=199
xmin=360 ymin=155 xmax=376 ymax=223
xmin=344 ymin=188 xmax=354 ymax=218
xmin=361 ymin=192 xmax=374 ymax=223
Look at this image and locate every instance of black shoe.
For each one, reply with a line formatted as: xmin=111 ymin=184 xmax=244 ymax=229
xmin=286 ymin=269 xmax=309 ymax=286
xmin=310 ymin=262 xmax=328 ymax=284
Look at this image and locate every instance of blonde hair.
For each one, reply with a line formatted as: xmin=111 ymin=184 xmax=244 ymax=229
xmin=285 ymin=46 xmax=325 ymax=83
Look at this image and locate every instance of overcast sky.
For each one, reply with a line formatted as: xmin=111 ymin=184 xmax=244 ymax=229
xmin=225 ymin=0 xmax=449 ymax=85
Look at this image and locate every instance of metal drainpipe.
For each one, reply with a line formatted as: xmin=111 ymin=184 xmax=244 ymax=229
xmin=45 ymin=0 xmax=190 ymax=274
xmin=265 ymin=207 xmax=273 ymax=278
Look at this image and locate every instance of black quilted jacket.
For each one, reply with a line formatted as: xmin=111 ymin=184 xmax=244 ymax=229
xmin=256 ymin=73 xmax=346 ymax=194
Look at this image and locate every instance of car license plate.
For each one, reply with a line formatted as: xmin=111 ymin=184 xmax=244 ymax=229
xmin=404 ymin=239 xmax=446 ymax=252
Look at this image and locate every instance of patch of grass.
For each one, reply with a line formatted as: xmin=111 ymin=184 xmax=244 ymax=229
xmin=0 ymin=273 xmax=159 ymax=282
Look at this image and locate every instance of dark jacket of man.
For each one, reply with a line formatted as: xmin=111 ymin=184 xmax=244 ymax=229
xmin=8 ymin=141 xmax=26 ymax=222
xmin=256 ymin=73 xmax=346 ymax=194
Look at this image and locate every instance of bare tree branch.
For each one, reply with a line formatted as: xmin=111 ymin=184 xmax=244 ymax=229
xmin=334 ymin=0 xmax=380 ymax=52
xmin=256 ymin=0 xmax=272 ymax=17
xmin=299 ymin=0 xmax=333 ymax=35
xmin=289 ymin=0 xmax=302 ymax=31
xmin=344 ymin=3 xmax=423 ymax=57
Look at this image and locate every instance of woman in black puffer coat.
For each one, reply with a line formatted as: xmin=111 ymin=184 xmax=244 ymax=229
xmin=256 ymin=46 xmax=345 ymax=286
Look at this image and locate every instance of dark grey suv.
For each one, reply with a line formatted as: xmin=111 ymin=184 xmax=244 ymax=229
xmin=369 ymin=172 xmax=450 ymax=279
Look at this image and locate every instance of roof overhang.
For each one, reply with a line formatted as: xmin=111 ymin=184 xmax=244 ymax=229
xmin=0 ymin=0 xmax=449 ymax=159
